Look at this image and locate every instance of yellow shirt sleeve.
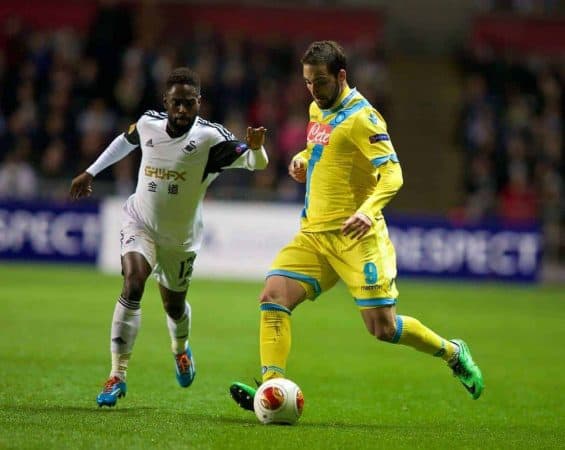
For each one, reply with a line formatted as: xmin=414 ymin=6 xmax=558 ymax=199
xmin=357 ymin=160 xmax=403 ymax=220
xmin=291 ymin=148 xmax=311 ymax=165
xmin=349 ymin=108 xmax=402 ymax=220
xmin=350 ymin=108 xmax=397 ymax=163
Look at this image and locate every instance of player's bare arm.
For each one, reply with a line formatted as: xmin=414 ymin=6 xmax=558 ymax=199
xmin=341 ymin=212 xmax=372 ymax=240
xmin=69 ymin=172 xmax=94 ymax=200
xmin=246 ymin=126 xmax=267 ymax=150
xmin=289 ymin=158 xmax=307 ymax=183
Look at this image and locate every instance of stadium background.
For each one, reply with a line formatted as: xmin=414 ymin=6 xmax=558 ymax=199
xmin=1 ymin=1 xmax=564 ymax=448
xmin=1 ymin=0 xmax=564 ymax=281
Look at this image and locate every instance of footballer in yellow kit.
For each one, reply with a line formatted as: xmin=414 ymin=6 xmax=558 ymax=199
xmin=268 ymin=85 xmax=401 ymax=306
xmin=229 ymin=41 xmax=483 ymax=412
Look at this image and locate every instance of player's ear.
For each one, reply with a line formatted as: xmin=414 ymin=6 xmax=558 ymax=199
xmin=162 ymin=94 xmax=168 ymax=109
xmin=338 ymin=69 xmax=346 ymax=84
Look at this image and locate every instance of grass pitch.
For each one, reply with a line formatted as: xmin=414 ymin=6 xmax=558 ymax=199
xmin=0 ymin=264 xmax=563 ymax=449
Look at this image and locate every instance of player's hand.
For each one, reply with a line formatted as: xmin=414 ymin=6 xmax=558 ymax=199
xmin=341 ymin=212 xmax=372 ymax=239
xmin=247 ymin=126 xmax=267 ymax=150
xmin=69 ymin=172 xmax=94 ymax=200
xmin=289 ymin=158 xmax=306 ymax=183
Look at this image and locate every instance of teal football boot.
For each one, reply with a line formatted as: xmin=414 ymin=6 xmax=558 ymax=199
xmin=175 ymin=342 xmax=195 ymax=388
xmin=96 ymin=376 xmax=127 ymax=407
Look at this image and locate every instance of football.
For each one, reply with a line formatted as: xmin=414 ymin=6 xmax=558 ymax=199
xmin=253 ymin=378 xmax=304 ymax=425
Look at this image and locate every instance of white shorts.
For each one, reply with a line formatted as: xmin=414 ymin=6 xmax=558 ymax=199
xmin=120 ymin=210 xmax=196 ymax=293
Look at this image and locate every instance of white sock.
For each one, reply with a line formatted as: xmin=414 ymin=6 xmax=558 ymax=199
xmin=110 ymin=353 xmax=131 ymax=381
xmin=167 ymin=302 xmax=191 ymax=354
xmin=109 ymin=297 xmax=141 ymax=379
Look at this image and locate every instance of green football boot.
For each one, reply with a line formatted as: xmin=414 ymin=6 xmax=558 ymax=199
xmin=229 ymin=381 xmax=257 ymax=411
xmin=449 ymin=339 xmax=484 ymax=399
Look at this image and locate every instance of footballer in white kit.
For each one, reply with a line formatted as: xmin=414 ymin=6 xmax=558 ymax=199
xmin=70 ymin=67 xmax=268 ymax=407
xmin=119 ymin=111 xmax=262 ymax=291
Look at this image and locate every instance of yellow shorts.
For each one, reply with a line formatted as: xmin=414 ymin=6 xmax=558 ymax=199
xmin=268 ymin=218 xmax=398 ymax=308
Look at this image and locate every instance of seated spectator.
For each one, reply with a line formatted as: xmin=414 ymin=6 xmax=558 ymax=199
xmin=0 ymin=138 xmax=38 ymax=199
xmin=498 ymin=165 xmax=539 ymax=226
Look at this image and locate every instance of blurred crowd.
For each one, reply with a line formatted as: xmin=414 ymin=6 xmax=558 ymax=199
xmin=2 ymin=2 xmax=563 ymax=258
xmin=454 ymin=46 xmax=564 ymax=259
xmin=0 ymin=2 xmax=389 ymax=203
xmin=475 ymin=0 xmax=564 ymax=14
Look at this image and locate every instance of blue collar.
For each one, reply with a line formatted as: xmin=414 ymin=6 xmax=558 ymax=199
xmin=324 ymin=88 xmax=357 ymax=113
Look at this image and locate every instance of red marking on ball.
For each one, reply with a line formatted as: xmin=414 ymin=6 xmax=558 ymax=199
xmin=296 ymin=389 xmax=304 ymax=413
xmin=259 ymin=386 xmax=285 ymax=410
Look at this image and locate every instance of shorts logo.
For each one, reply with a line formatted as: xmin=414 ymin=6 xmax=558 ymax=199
xmin=369 ymin=133 xmax=390 ymax=144
xmin=361 ymin=285 xmax=380 ymax=291
xmin=145 ymin=139 xmax=154 ymax=147
xmin=307 ymin=122 xmax=332 ymax=145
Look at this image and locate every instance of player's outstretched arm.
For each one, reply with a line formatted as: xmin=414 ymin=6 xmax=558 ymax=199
xmin=246 ymin=126 xmax=267 ymax=150
xmin=244 ymin=126 xmax=269 ymax=170
xmin=69 ymin=171 xmax=94 ymax=200
xmin=69 ymin=133 xmax=138 ymax=200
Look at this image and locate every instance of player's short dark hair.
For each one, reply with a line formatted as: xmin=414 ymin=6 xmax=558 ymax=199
xmin=166 ymin=67 xmax=200 ymax=93
xmin=301 ymin=41 xmax=347 ymax=76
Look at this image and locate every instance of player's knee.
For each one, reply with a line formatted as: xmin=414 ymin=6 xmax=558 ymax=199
xmin=259 ymin=290 xmax=280 ymax=305
xmin=373 ymin=323 xmax=397 ymax=342
xmin=122 ymin=274 xmax=146 ymax=302
xmin=259 ymin=289 xmax=295 ymax=311
xmin=163 ymin=299 xmax=185 ymax=320
xmin=259 ymin=276 xmax=306 ymax=310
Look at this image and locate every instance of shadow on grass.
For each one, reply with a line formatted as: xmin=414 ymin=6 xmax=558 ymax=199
xmin=5 ymin=405 xmax=157 ymax=414
xmin=7 ymin=406 xmax=385 ymax=430
xmin=5 ymin=405 xmax=393 ymax=430
xmin=175 ymin=412 xmax=387 ymax=430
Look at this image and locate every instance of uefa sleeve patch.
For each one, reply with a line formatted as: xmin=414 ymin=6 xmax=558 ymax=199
xmin=369 ymin=133 xmax=390 ymax=144
xmin=235 ymin=143 xmax=248 ymax=154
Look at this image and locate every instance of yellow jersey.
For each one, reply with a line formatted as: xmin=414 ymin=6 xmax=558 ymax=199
xmin=294 ymin=86 xmax=402 ymax=232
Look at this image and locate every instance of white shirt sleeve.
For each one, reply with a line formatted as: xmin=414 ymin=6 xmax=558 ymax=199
xmin=86 ymin=134 xmax=138 ymax=177
xmin=228 ymin=146 xmax=269 ymax=171
xmin=246 ymin=146 xmax=269 ymax=170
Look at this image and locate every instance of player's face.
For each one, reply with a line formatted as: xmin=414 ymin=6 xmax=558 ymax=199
xmin=303 ymin=64 xmax=343 ymax=110
xmin=164 ymin=84 xmax=201 ymax=133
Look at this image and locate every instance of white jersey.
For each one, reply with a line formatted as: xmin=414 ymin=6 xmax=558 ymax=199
xmin=118 ymin=111 xmax=262 ymax=251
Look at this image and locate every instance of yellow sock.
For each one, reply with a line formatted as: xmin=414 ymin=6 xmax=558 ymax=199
xmin=260 ymin=303 xmax=291 ymax=381
xmin=392 ymin=315 xmax=457 ymax=362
